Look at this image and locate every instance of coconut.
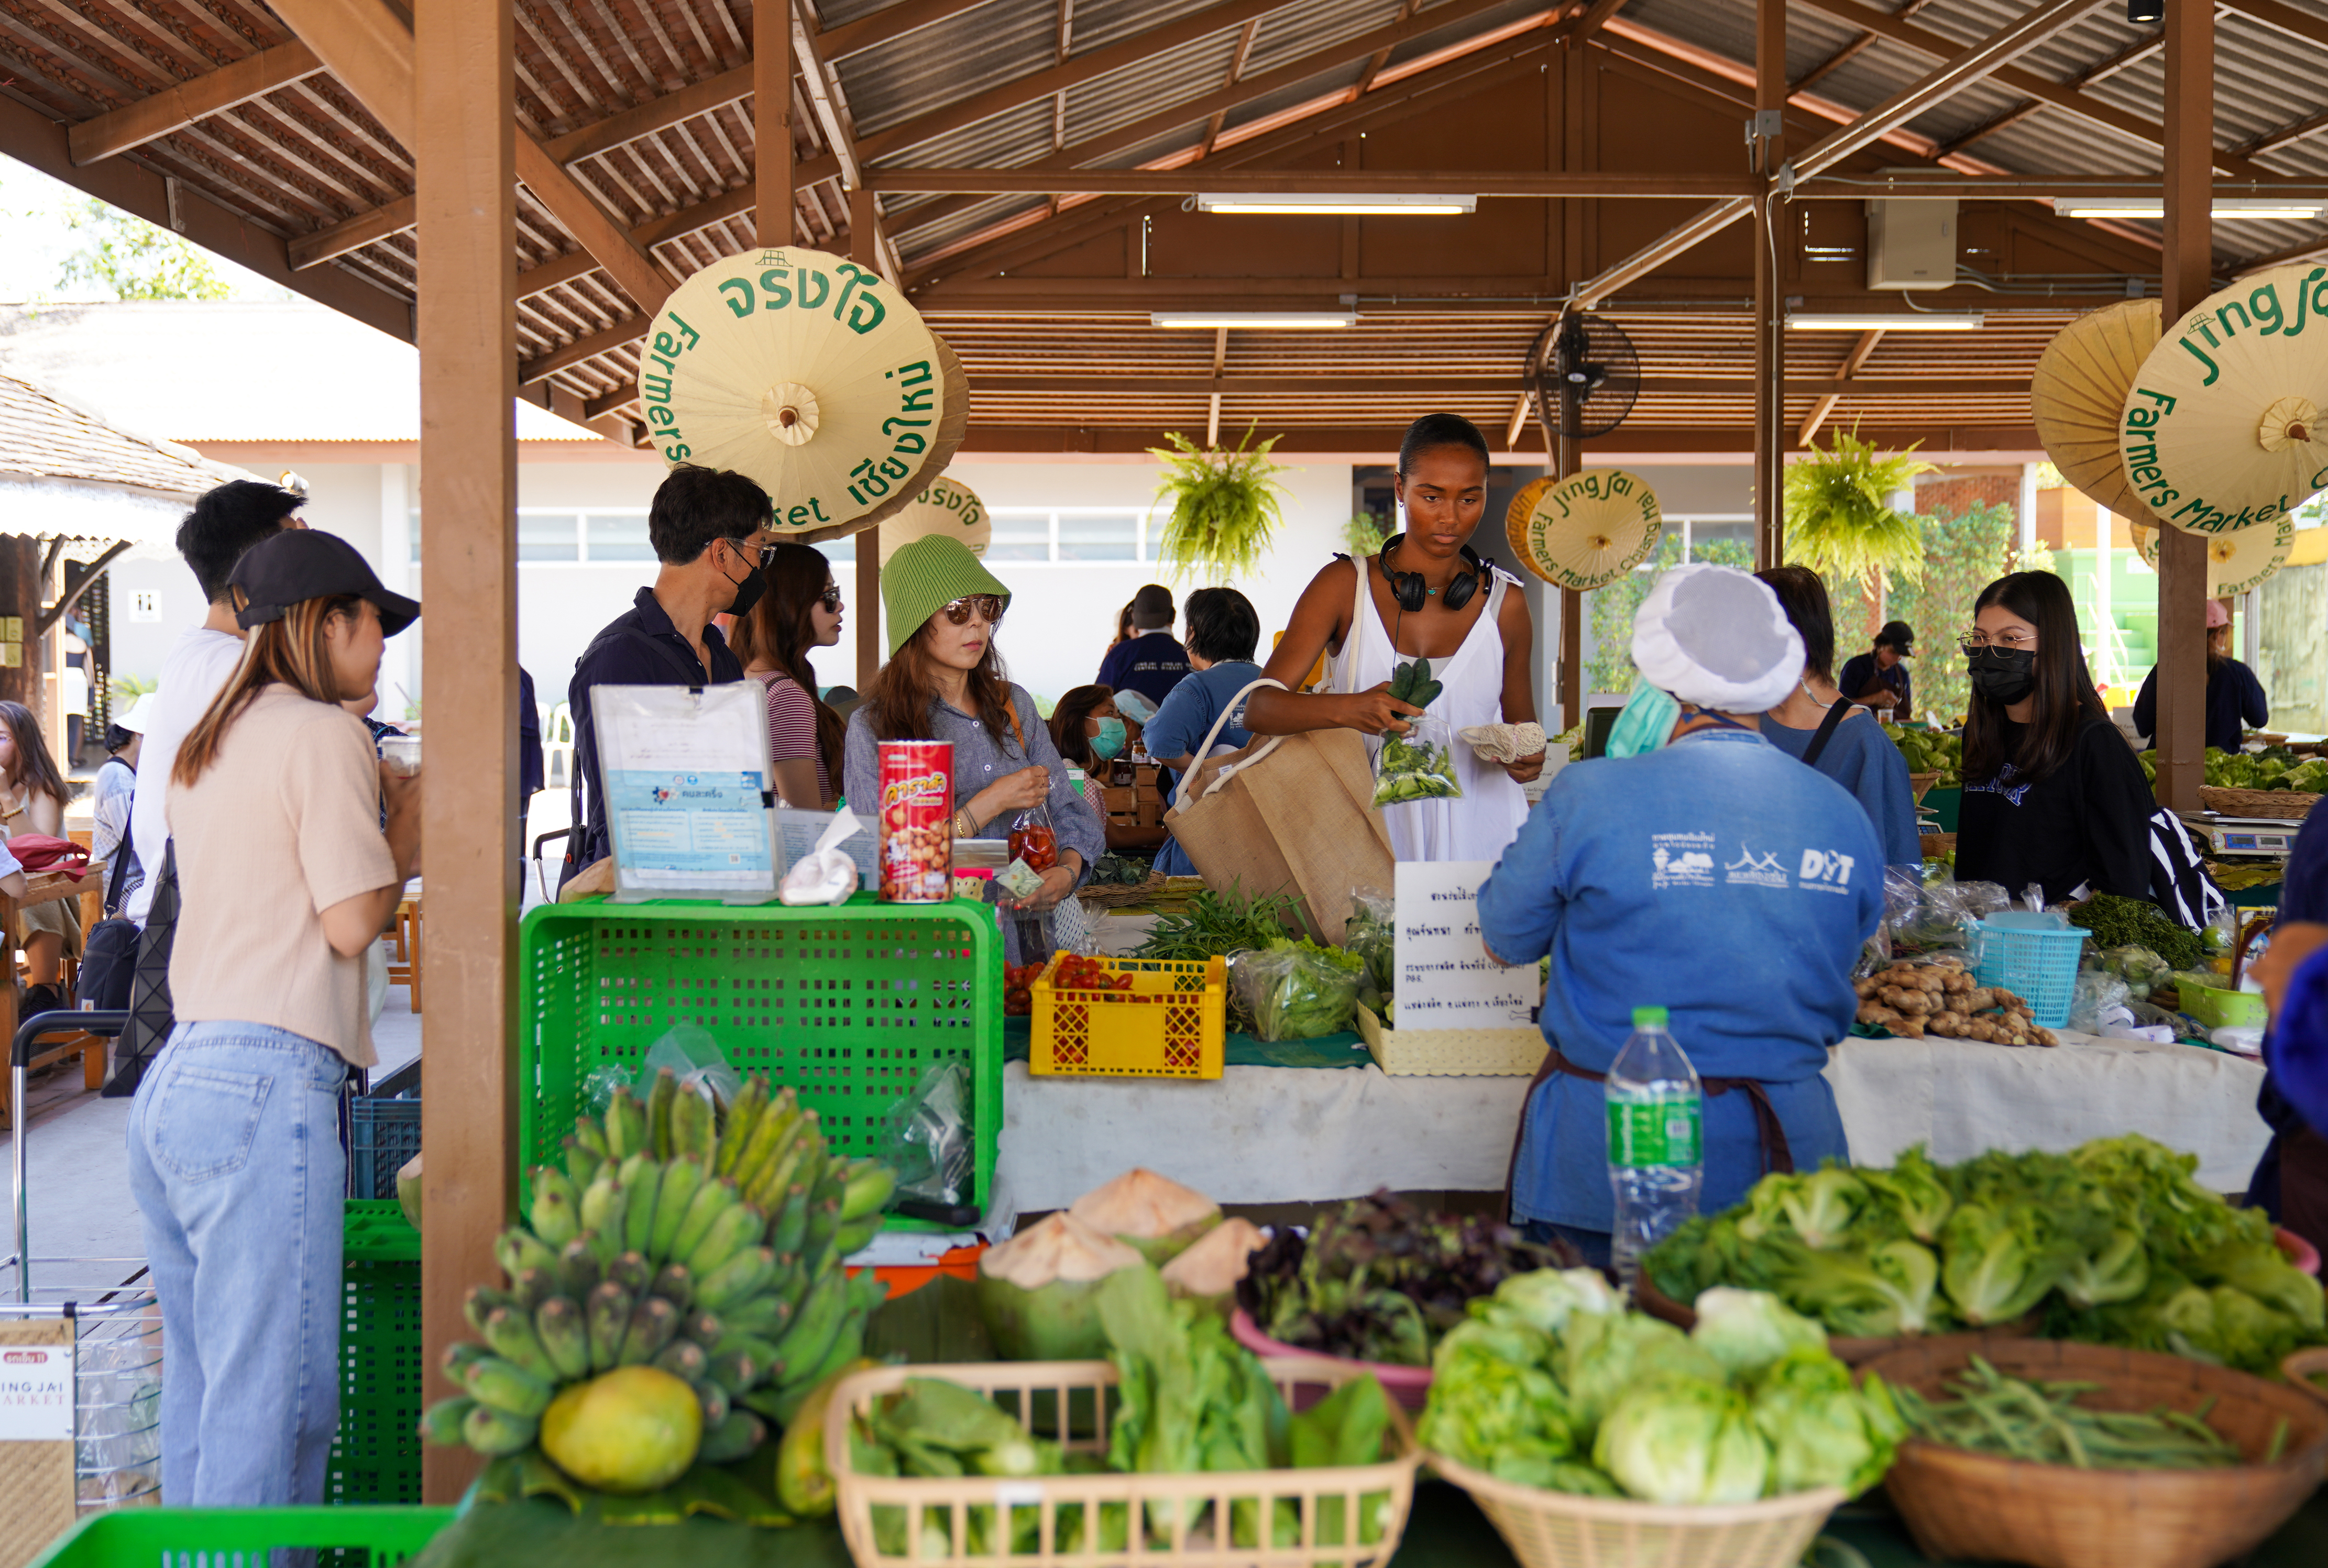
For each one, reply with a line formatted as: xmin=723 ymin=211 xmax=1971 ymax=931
xmin=976 ymin=1212 xmax=1144 ymax=1361
xmin=1159 ymin=1218 xmax=1267 ymax=1310
xmin=1067 ymin=1168 xmax=1221 ymax=1265
xmin=397 ymin=1152 xmax=423 ymax=1232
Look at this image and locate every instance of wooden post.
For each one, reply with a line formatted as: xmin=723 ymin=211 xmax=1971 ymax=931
xmin=757 ymin=2 xmax=794 ymax=247
xmin=852 ymin=183 xmax=882 ymax=686
xmin=1751 ymin=0 xmax=1786 ymax=569
xmin=415 ymin=0 xmax=519 ymax=1504
xmin=2153 ymin=0 xmax=2211 ymax=813
xmin=1555 ymin=44 xmax=1585 ymax=731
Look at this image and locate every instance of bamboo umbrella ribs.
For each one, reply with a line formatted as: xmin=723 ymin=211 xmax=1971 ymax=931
xmin=636 ymin=249 xmax=969 ymax=542
xmin=2031 ymin=299 xmax=2165 ymax=527
xmin=2119 ymin=264 xmax=2328 ymax=536
xmin=2131 ymin=513 xmax=2293 ymax=598
xmin=1507 ymin=469 xmax=1663 ymax=591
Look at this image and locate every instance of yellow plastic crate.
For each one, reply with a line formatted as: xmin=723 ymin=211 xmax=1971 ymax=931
xmin=1029 ymin=954 xmax=1226 ymax=1078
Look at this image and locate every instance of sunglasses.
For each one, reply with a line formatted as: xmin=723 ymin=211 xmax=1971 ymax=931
xmin=819 ymin=584 xmax=842 ymax=611
xmin=940 ymin=594 xmax=1006 ymax=626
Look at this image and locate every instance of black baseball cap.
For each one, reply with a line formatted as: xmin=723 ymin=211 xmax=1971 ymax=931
xmin=232 ymin=528 xmax=420 ymax=637
xmin=1877 ymin=620 xmax=1915 ymax=655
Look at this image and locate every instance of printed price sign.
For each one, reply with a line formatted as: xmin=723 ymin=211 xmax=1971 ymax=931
xmin=1392 ymin=860 xmax=1536 ymax=1032
xmin=0 ymin=1342 xmax=72 ymax=1441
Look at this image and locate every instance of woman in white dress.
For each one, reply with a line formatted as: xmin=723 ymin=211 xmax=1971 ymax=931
xmin=1245 ymin=413 xmax=1542 ymax=862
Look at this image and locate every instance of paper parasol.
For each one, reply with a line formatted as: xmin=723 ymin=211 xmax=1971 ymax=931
xmin=2131 ymin=513 xmax=2292 ymax=598
xmin=636 ymin=248 xmax=969 ymax=542
xmin=2118 ymin=263 xmax=2328 ymax=535
xmin=1507 ymin=469 xmax=1663 ymax=591
xmin=2031 ymin=299 xmax=2162 ymax=526
xmin=1505 ymin=477 xmax=1554 ymax=540
xmin=876 ymin=474 xmax=991 ymax=566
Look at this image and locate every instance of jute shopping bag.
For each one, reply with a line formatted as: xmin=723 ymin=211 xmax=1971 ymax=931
xmin=1163 ymin=677 xmax=1392 ymax=942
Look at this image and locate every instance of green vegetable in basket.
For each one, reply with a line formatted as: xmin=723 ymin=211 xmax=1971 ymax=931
xmin=1890 ymin=1355 xmax=2246 ymax=1470
xmin=1689 ymin=1287 xmax=1829 ymax=1381
xmin=1592 ymin=1372 xmax=1768 ymax=1505
xmin=1749 ymin=1351 xmax=1905 ymax=1497
xmin=1232 ymin=938 xmax=1366 ymax=1042
xmin=2065 ymin=892 xmax=2205 ymax=971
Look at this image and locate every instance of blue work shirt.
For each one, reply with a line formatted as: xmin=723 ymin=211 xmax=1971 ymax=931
xmin=1097 ymin=632 xmax=1192 ymax=709
xmin=2250 ymin=807 xmax=2328 ymax=1208
xmin=1141 ymin=660 xmax=1259 ymax=876
xmin=2131 ymin=658 xmax=2269 ymax=754
xmin=1479 ymin=728 xmax=1884 ymax=1235
xmin=563 ymin=586 xmax=744 ymax=885
xmin=1838 ymin=652 xmax=1913 ymax=719
xmin=1759 ymin=709 xmax=1925 ymax=871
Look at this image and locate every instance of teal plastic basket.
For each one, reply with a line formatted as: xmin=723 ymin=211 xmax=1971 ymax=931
xmin=334 ymin=1200 xmax=423 ymax=1505
xmin=30 ymin=1505 xmax=454 ymax=1566
xmin=518 ymin=895 xmax=1003 ymax=1230
xmin=1971 ymin=915 xmax=2091 ymax=1028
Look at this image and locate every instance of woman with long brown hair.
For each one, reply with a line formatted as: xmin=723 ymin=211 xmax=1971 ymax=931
xmin=1954 ymin=570 xmax=2153 ymax=904
xmin=729 ymin=542 xmax=845 ymax=808
xmin=126 ymin=529 xmax=420 ymax=1507
xmin=840 ymin=536 xmax=1102 ymax=960
xmin=0 ymin=699 xmax=81 ymax=1014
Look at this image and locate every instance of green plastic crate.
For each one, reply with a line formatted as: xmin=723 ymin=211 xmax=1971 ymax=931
xmin=334 ymin=1200 xmax=424 ymax=1505
xmin=519 ymin=895 xmax=1003 ymax=1231
xmin=30 ymin=1505 xmax=454 ymax=1566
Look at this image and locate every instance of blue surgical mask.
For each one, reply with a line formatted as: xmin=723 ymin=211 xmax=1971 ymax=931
xmin=1090 ymin=717 xmax=1128 ymax=761
xmin=1604 ymin=685 xmax=1681 ymax=758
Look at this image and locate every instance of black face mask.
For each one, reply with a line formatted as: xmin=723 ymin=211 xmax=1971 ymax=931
xmin=719 ymin=545 xmax=765 ymax=619
xmin=1968 ymin=646 xmax=2036 ymax=706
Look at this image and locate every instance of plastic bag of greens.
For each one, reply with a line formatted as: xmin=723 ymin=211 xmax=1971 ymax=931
xmin=1232 ymin=941 xmax=1366 ymax=1041
xmin=1344 ymin=886 xmax=1396 ymax=1010
xmin=2067 ymin=970 xmax=2133 ymax=1034
xmin=1373 ymin=715 xmax=1463 ymax=807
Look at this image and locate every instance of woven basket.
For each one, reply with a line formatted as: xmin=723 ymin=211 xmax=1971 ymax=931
xmin=1861 ymin=1337 xmax=2328 ymax=1568
xmin=1427 ymin=1451 xmax=1842 ymax=1568
xmin=1076 ymin=871 xmax=1168 ymax=910
xmin=2284 ymin=1347 xmax=2328 ymax=1414
xmin=1919 ymin=831 xmax=1956 ymax=860
xmin=1353 ymin=1003 xmax=1546 ymax=1077
xmin=1632 ymin=1273 xmax=2030 ymax=1366
xmin=1906 ymin=770 xmax=1940 ymax=803
xmin=2197 ymin=785 xmax=2320 ymax=821
xmin=828 ymin=1358 xmax=1422 ymax=1568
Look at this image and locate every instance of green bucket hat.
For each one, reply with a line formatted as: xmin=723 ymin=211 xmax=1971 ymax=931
xmin=882 ymin=534 xmax=1012 ymax=656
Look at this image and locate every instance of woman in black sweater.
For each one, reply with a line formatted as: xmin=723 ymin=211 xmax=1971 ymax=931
xmin=1955 ymin=571 xmax=2154 ymax=906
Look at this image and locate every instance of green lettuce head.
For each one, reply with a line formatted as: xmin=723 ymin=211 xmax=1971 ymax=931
xmin=1593 ymin=1374 xmax=1770 ymax=1505
xmin=1476 ymin=1268 xmax=1620 ymax=1337
xmin=1748 ymin=1350 xmax=1903 ymax=1497
xmin=1689 ymin=1288 xmax=1827 ymax=1381
xmin=1559 ymin=1313 xmax=1726 ymax=1442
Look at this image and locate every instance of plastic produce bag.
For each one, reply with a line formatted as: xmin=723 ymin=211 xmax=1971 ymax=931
xmin=1374 ymin=714 xmax=1462 ymax=807
xmin=880 ymin=1059 xmax=974 ymax=1208
xmin=1343 ymin=886 xmax=1396 ymax=1010
xmin=778 ymin=809 xmax=862 ymax=906
xmin=1231 ymin=942 xmax=1365 ymax=1041
xmin=2067 ymin=971 xmax=2134 ymax=1034
xmin=638 ymin=1022 xmax=742 ymax=1116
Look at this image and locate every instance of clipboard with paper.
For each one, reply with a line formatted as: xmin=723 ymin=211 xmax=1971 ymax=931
xmin=590 ymin=683 xmax=778 ymax=903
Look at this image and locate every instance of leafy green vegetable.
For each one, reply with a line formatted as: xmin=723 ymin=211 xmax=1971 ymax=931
xmin=1690 ymin=1287 xmax=1828 ymax=1380
xmin=1233 ymin=939 xmax=1365 ymax=1041
xmin=1893 ymin=1354 xmax=2245 ymax=1471
xmin=2065 ymin=893 xmax=2205 ymax=971
xmin=1557 ymin=1312 xmax=1726 ymax=1443
xmin=1593 ymin=1373 xmax=1769 ymax=1505
xmin=1750 ymin=1351 xmax=1904 ymax=1496
xmin=1738 ymin=1167 xmax=1870 ymax=1250
xmin=1372 ymin=728 xmax=1461 ymax=806
xmin=1854 ymin=1146 xmax=1953 ymax=1243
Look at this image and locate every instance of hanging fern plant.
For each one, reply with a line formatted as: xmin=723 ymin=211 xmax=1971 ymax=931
xmin=1783 ymin=424 xmax=1936 ymax=598
xmin=1147 ymin=424 xmax=1293 ymax=582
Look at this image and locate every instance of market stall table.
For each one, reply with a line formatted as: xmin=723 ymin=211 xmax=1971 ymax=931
xmin=991 ymin=1029 xmax=2272 ymax=1218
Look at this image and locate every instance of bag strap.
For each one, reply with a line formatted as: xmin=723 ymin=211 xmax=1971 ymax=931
xmin=100 ymin=823 xmax=131 ymax=918
xmin=1185 ymin=677 xmax=1290 ymax=803
xmin=1802 ymin=698 xmax=1854 ymax=769
xmin=1341 ymin=555 xmax=1366 ymax=694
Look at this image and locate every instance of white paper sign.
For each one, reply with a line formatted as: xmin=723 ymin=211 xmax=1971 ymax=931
xmin=1393 ymin=860 xmax=1536 ymax=1031
xmin=0 ymin=1342 xmax=73 ymax=1440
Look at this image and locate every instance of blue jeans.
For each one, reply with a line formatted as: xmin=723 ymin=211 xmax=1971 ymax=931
xmin=125 ymin=1021 xmax=349 ymax=1506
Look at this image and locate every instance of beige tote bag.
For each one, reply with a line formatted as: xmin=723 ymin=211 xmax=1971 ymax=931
xmin=1162 ymin=676 xmax=1393 ymax=943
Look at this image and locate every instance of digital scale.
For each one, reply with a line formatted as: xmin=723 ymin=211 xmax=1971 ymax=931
xmin=2181 ymin=814 xmax=2299 ymax=860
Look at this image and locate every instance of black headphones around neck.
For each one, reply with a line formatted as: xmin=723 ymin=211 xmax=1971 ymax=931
xmin=1379 ymin=534 xmax=1490 ymax=613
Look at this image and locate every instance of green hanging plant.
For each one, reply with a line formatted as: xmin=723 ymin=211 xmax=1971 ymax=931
xmin=1343 ymin=512 xmax=1390 ymax=557
xmin=1147 ymin=424 xmax=1293 ymax=582
xmin=1783 ymin=424 xmax=1935 ymax=598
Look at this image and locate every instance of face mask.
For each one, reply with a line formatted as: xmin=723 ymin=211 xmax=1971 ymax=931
xmin=1967 ymin=646 xmax=2036 ymax=706
xmin=1604 ymin=684 xmax=1681 ymax=758
xmin=1089 ymin=717 xmax=1127 ymax=761
xmin=720 ymin=544 xmax=765 ymax=619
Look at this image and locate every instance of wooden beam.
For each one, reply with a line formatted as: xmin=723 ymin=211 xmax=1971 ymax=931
xmin=518 ymin=316 xmax=651 ymax=385
xmin=543 ymin=63 xmax=753 ymax=164
xmin=2154 ymin=0 xmax=2213 ymax=815
xmin=758 ymin=0 xmax=795 ymax=245
xmin=414 ymin=0 xmax=519 ymax=1505
xmin=1203 ymin=20 xmax=1261 ymax=156
xmin=816 ymin=0 xmax=998 ymax=61
xmin=791 ymin=1 xmax=859 ymax=192
xmin=512 ymin=135 xmax=671 ymax=313
xmin=869 ymin=169 xmax=1761 ymax=195
xmin=2064 ymin=25 xmax=2165 ymax=86
xmin=69 ymin=41 xmax=326 ymax=164
xmin=962 ymin=374 xmax=2029 ymax=395
xmin=2230 ymin=105 xmax=2328 ymax=159
xmin=1566 ymin=0 xmax=1635 ymax=46
xmin=1752 ymin=0 xmax=1785 ymax=568
xmin=2221 ymin=0 xmax=2328 ymax=54
xmin=289 ymin=196 xmax=416 ymax=270
xmin=1790 ymin=33 xmax=1876 ymax=95
xmin=1796 ymin=328 xmax=1882 ymax=445
xmin=852 ymin=185 xmax=884 ymax=686
xmin=1505 ymin=393 xmax=1531 ymax=451
xmin=1936 ymin=100 xmax=2046 ymax=158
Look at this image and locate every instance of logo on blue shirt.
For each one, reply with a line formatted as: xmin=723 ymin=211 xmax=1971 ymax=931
xmin=1725 ymin=845 xmax=1789 ymax=888
xmin=1651 ymin=833 xmax=1717 ymax=889
xmin=1797 ymin=848 xmax=1858 ymax=894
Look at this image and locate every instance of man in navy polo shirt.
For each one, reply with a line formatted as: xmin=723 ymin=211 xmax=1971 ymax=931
xmin=1097 ymin=583 xmax=1192 ymax=710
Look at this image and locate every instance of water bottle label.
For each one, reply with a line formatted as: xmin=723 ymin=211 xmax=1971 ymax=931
xmin=1608 ymin=1098 xmax=1702 ymax=1167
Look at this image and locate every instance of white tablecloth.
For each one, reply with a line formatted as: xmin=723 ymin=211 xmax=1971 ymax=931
xmin=989 ymin=1032 xmax=2273 ymax=1222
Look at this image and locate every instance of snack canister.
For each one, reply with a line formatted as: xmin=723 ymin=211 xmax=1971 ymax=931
xmin=877 ymin=740 xmax=954 ymax=901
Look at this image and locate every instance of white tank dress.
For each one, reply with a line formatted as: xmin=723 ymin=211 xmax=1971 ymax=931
xmin=1331 ymin=559 xmax=1531 ymax=863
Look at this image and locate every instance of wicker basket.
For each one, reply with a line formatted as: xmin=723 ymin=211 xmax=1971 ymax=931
xmin=1426 ymin=1451 xmax=1842 ymax=1568
xmin=1077 ymin=871 xmax=1169 ymax=910
xmin=827 ymin=1358 xmax=1422 ymax=1568
xmin=1861 ymin=1337 xmax=2328 ymax=1568
xmin=2198 ymin=785 xmax=2320 ymax=821
xmin=1632 ymin=1273 xmax=2033 ymax=1366
xmin=2284 ymin=1346 xmax=2328 ymax=1414
xmin=1353 ymin=1004 xmax=1546 ymax=1077
xmin=1906 ymin=770 xmax=1940 ymax=803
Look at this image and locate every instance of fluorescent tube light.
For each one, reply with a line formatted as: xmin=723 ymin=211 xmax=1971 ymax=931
xmin=2053 ymin=198 xmax=2327 ymax=220
xmin=1786 ymin=312 xmax=1985 ymax=331
xmin=1195 ymin=193 xmax=1476 ymax=216
xmin=1149 ymin=312 xmax=1358 ymax=329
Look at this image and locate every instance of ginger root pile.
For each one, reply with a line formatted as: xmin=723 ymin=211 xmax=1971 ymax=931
xmin=1854 ymin=959 xmax=2058 ymax=1046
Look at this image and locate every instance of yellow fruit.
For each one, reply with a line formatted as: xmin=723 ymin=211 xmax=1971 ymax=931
xmin=540 ymin=1366 xmax=701 ymax=1494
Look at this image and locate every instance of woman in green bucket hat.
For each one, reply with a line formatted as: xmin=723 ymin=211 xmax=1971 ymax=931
xmin=840 ymin=535 xmax=1103 ymax=958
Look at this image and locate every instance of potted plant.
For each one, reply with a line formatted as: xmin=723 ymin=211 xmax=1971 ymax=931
xmin=1783 ymin=424 xmax=1935 ymax=616
xmin=1147 ymin=424 xmax=1292 ymax=582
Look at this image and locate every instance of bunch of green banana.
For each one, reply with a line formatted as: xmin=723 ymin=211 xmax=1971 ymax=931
xmin=419 ymin=1066 xmax=902 ymax=1483
xmin=1388 ymin=656 xmax=1442 ymax=710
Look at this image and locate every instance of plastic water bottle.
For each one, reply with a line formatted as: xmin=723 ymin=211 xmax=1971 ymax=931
xmin=1606 ymin=1005 xmax=1704 ymax=1290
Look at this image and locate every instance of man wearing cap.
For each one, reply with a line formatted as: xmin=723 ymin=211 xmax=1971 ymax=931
xmin=562 ymin=465 xmax=772 ymax=888
xmin=92 ymin=692 xmax=158 ymax=919
xmin=1478 ymin=565 xmax=1884 ymax=1267
xmin=1095 ymin=583 xmax=1192 ymax=710
xmin=1838 ymin=621 xmax=1916 ymax=720
xmin=2131 ymin=599 xmax=2268 ymax=754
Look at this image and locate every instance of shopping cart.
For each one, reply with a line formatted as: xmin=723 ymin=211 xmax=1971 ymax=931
xmin=1 ymin=1009 xmax=161 ymax=1520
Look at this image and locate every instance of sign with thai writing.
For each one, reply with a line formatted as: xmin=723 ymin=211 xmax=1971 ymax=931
xmin=1393 ymin=860 xmax=1535 ymax=1032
